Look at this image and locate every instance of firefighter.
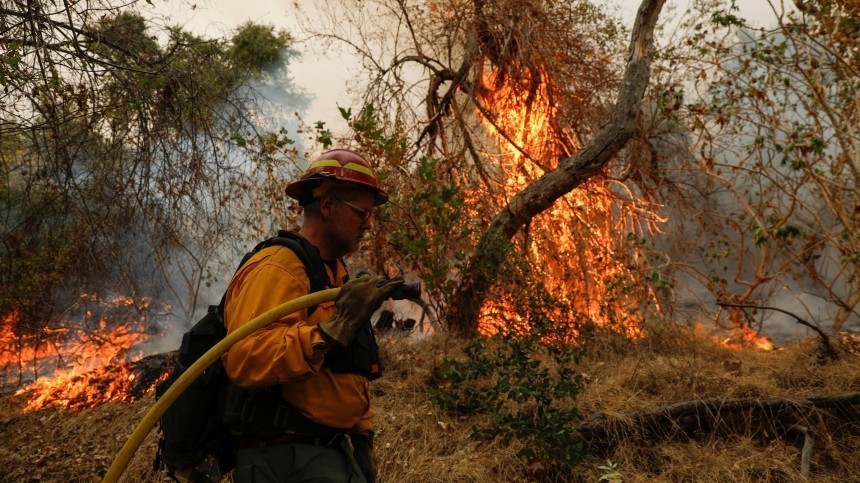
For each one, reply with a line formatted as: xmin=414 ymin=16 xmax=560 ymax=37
xmin=222 ymin=148 xmax=402 ymax=482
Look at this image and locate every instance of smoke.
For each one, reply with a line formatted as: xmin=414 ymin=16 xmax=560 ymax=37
xmin=654 ymin=130 xmax=857 ymax=339
xmin=244 ymin=47 xmax=314 ymax=144
xmin=640 ymin=15 xmax=860 ymax=340
xmin=135 ymin=47 xmax=318 ymax=355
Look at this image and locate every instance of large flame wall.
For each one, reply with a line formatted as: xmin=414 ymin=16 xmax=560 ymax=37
xmin=471 ymin=67 xmax=665 ymax=336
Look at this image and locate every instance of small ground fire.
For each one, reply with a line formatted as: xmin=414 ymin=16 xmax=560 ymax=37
xmin=1 ymin=293 xmax=168 ymax=411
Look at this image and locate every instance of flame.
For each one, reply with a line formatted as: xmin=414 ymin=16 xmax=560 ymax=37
xmin=718 ymin=324 xmax=776 ymax=351
xmin=472 ymin=66 xmax=664 ymax=335
xmin=1 ymin=293 xmax=167 ymax=411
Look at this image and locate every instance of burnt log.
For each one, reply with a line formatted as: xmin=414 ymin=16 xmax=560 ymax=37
xmin=578 ymin=392 xmax=860 ymax=452
xmin=375 ymin=310 xmax=396 ymax=332
xmin=375 ymin=310 xmax=417 ymax=333
xmin=127 ymin=352 xmax=175 ymax=398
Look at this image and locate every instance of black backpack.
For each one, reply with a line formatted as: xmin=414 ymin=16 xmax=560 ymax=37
xmin=154 ymin=231 xmax=336 ymax=480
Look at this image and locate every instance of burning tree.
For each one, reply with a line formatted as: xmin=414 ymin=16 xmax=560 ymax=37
xmin=300 ymin=0 xmax=667 ymax=335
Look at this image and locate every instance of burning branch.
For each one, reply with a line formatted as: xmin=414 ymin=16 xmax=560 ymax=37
xmin=449 ymin=0 xmax=666 ymax=335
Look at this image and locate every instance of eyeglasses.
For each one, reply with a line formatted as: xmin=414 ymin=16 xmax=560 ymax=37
xmin=333 ymin=196 xmax=373 ymax=223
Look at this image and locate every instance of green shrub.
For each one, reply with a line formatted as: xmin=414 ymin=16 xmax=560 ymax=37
xmin=430 ymin=303 xmax=589 ymax=470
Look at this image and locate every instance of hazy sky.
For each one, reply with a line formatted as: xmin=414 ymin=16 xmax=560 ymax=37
xmin=147 ymin=0 xmax=791 ymax=133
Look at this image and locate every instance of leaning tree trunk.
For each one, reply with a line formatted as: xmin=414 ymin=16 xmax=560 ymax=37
xmin=447 ymin=0 xmax=666 ymax=336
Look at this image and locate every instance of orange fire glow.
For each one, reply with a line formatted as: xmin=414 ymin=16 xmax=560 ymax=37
xmin=1 ymin=294 xmax=167 ymax=411
xmin=472 ymin=66 xmax=665 ymax=335
xmin=718 ymin=324 xmax=776 ymax=351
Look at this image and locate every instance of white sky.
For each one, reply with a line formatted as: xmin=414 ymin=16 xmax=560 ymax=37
xmin=146 ymin=0 xmax=791 ymax=133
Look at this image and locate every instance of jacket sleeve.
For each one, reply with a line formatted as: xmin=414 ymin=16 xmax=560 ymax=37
xmin=221 ymin=247 xmax=331 ymax=388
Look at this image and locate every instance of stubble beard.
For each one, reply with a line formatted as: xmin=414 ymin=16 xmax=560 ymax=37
xmin=330 ymin=228 xmax=365 ymax=259
xmin=349 ymin=230 xmax=366 ymax=254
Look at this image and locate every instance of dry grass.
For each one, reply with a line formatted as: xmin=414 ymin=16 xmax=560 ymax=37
xmin=0 ymin=393 xmax=163 ymax=481
xmin=370 ymin=334 xmax=531 ymax=482
xmin=0 ymin=324 xmax=857 ymax=482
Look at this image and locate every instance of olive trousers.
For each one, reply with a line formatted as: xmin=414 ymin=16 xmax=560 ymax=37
xmin=233 ymin=433 xmax=376 ymax=483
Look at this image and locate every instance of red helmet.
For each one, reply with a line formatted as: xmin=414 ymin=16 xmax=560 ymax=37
xmin=285 ymin=148 xmax=389 ymax=206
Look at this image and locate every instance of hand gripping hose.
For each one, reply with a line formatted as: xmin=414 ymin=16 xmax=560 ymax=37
xmin=103 ymin=287 xmax=341 ymax=483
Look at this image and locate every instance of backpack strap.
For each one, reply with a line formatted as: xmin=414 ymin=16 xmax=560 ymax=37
xmin=271 ymin=230 xmax=334 ymax=295
xmin=221 ymin=230 xmax=344 ymax=318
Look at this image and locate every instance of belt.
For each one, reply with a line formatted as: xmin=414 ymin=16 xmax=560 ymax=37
xmin=238 ymin=432 xmax=339 ymax=449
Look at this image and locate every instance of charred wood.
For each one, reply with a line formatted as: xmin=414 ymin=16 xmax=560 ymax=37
xmin=578 ymin=392 xmax=860 ymax=453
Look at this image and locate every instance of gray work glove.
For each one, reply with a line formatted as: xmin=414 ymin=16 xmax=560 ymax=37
xmin=318 ymin=274 xmax=404 ymax=347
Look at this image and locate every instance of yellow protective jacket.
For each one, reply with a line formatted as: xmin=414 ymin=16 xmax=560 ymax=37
xmin=221 ymin=242 xmax=374 ymax=433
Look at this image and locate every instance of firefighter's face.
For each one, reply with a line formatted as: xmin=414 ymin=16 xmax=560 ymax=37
xmin=326 ymin=190 xmax=375 ymax=257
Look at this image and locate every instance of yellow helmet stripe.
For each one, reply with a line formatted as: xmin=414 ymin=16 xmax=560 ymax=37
xmin=309 ymin=159 xmax=376 ymax=178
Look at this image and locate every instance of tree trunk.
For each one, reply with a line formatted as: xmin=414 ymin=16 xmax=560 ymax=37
xmin=447 ymin=0 xmax=666 ymax=335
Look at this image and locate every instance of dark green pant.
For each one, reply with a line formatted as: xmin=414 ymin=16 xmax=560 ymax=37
xmin=233 ymin=433 xmax=376 ymax=483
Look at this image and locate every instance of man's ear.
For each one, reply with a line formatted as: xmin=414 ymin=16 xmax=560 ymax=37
xmin=318 ymin=194 xmax=337 ymax=218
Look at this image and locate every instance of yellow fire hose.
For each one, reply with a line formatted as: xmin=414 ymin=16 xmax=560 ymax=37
xmin=103 ymin=287 xmax=341 ymax=483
